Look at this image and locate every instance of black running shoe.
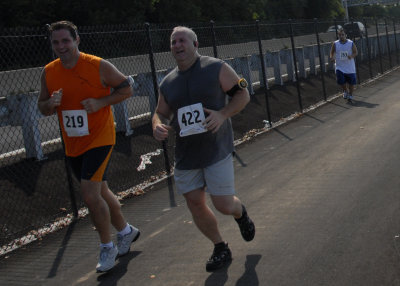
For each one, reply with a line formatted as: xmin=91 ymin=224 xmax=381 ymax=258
xmin=235 ymin=204 xmax=255 ymax=242
xmin=206 ymin=242 xmax=232 ymax=272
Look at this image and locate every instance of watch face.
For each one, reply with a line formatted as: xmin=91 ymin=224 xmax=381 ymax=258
xmin=238 ymin=78 xmax=248 ymax=89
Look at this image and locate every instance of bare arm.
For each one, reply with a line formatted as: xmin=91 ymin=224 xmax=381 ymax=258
xmin=81 ymin=59 xmax=132 ymax=113
xmin=350 ymin=43 xmax=358 ymax=59
xmin=330 ymin=42 xmax=336 ymax=62
xmin=37 ymin=68 xmax=61 ymax=116
xmin=203 ymin=63 xmax=250 ymax=133
xmin=152 ymin=92 xmax=173 ymax=141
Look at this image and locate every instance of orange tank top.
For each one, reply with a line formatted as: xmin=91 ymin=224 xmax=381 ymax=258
xmin=45 ymin=52 xmax=115 ymax=156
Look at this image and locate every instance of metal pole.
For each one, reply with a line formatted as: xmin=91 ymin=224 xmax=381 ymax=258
xmin=384 ymin=19 xmax=392 ymax=69
xmin=343 ymin=0 xmax=349 ymax=22
xmin=145 ymin=23 xmax=175 ymax=207
xmin=45 ymin=24 xmax=78 ymax=218
xmin=334 ymin=19 xmax=339 ymax=39
xmin=210 ymin=20 xmax=218 ymax=58
xmin=375 ymin=19 xmax=384 ymax=74
xmin=353 ymin=19 xmax=360 ymax=85
xmin=255 ymin=20 xmax=272 ymax=127
xmin=363 ymin=18 xmax=373 ymax=79
xmin=289 ymin=19 xmax=303 ymax=112
xmin=393 ymin=18 xmax=399 ymax=65
xmin=314 ymin=19 xmax=327 ymax=101
xmin=145 ymin=23 xmax=160 ymax=110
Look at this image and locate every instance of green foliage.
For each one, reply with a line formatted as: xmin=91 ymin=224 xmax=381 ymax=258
xmin=1 ymin=0 xmax=400 ymax=27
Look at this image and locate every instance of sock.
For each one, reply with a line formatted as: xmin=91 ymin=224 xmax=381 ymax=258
xmin=118 ymin=223 xmax=132 ymax=236
xmin=214 ymin=242 xmax=227 ymax=250
xmin=100 ymin=241 xmax=114 ymax=248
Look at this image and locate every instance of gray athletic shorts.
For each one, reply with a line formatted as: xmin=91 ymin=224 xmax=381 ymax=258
xmin=174 ymin=154 xmax=235 ymax=196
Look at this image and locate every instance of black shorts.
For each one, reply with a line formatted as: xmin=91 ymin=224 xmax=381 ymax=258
xmin=67 ymin=145 xmax=113 ymax=182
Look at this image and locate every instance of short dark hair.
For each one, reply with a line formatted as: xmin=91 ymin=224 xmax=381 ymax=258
xmin=48 ymin=21 xmax=78 ymax=40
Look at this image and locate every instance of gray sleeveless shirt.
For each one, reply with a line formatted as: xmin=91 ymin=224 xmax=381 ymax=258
xmin=160 ymin=56 xmax=234 ymax=170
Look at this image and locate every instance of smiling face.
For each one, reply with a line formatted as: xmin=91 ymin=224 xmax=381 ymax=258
xmin=170 ymin=27 xmax=198 ymax=70
xmin=50 ymin=28 xmax=80 ymax=66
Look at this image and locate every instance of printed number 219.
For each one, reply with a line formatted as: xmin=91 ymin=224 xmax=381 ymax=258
xmin=65 ymin=115 xmax=84 ymax=128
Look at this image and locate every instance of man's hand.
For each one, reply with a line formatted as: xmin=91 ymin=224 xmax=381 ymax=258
xmin=203 ymin=108 xmax=227 ymax=133
xmin=81 ymin=98 xmax=103 ymax=114
xmin=153 ymin=124 xmax=172 ymax=141
xmin=50 ymin=88 xmax=63 ymax=109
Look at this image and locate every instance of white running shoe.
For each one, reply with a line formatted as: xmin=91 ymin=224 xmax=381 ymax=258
xmin=96 ymin=244 xmax=118 ymax=273
xmin=117 ymin=225 xmax=140 ymax=256
xmin=343 ymin=92 xmax=348 ymax=99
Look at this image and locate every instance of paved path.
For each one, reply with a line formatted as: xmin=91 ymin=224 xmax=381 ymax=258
xmin=1 ymin=70 xmax=400 ymax=285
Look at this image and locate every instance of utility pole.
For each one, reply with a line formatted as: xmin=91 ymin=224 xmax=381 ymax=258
xmin=343 ymin=0 xmax=349 ymax=22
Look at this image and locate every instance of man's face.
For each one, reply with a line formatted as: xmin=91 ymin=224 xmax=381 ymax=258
xmin=338 ymin=31 xmax=347 ymax=42
xmin=50 ymin=29 xmax=79 ymax=62
xmin=170 ymin=30 xmax=197 ymax=63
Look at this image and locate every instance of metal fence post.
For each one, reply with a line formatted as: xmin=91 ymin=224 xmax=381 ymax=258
xmin=363 ymin=19 xmax=373 ymax=79
xmin=145 ymin=23 xmax=174 ymax=200
xmin=375 ymin=19 xmax=384 ymax=74
xmin=289 ymin=19 xmax=302 ymax=112
xmin=45 ymin=24 xmax=78 ymax=219
xmin=350 ymin=19 xmax=361 ymax=84
xmin=385 ymin=19 xmax=392 ymax=69
xmin=210 ymin=20 xmax=218 ymax=58
xmin=145 ymin=23 xmax=159 ymax=115
xmin=314 ymin=19 xmax=327 ymax=101
xmin=393 ymin=19 xmax=399 ymax=65
xmin=334 ymin=18 xmax=339 ymax=39
xmin=255 ymin=20 xmax=272 ymax=127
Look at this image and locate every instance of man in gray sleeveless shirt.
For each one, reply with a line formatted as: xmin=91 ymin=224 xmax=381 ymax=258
xmin=152 ymin=26 xmax=255 ymax=272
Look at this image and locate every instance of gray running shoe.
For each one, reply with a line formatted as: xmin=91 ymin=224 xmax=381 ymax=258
xmin=117 ymin=225 xmax=140 ymax=256
xmin=347 ymin=94 xmax=354 ymax=104
xmin=96 ymin=244 xmax=118 ymax=273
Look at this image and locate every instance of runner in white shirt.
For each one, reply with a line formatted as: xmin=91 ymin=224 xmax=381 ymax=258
xmin=330 ymin=28 xmax=358 ymax=103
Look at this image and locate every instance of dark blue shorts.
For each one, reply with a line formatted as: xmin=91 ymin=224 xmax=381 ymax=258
xmin=67 ymin=145 xmax=113 ymax=182
xmin=336 ymin=70 xmax=357 ymax=85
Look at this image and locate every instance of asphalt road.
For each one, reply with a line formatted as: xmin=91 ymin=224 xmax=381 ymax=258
xmin=1 ymin=69 xmax=400 ymax=285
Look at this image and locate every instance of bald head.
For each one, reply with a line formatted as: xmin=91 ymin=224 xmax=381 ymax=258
xmin=171 ymin=26 xmax=198 ymax=43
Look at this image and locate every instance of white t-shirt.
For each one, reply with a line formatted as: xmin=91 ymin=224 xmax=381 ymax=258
xmin=335 ymin=39 xmax=356 ymax=74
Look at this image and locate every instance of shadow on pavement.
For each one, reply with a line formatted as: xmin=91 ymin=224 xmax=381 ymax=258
xmin=97 ymin=251 xmax=142 ymax=286
xmin=203 ymin=254 xmax=262 ymax=286
xmin=236 ymin=254 xmax=262 ymax=286
xmin=350 ymin=99 xmax=379 ymax=108
xmin=204 ymin=260 xmax=232 ymax=286
xmin=47 ymin=219 xmax=77 ymax=278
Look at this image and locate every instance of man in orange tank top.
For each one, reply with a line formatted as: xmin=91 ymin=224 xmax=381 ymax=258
xmin=37 ymin=21 xmax=140 ymax=273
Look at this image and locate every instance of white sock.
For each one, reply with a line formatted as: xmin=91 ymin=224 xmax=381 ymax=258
xmin=118 ymin=224 xmax=132 ymax=236
xmin=100 ymin=241 xmax=114 ymax=248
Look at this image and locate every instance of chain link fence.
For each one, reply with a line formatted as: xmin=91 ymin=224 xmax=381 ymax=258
xmin=1 ymin=18 xmax=400 ymax=255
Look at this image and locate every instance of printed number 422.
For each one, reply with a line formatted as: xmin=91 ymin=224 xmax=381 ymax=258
xmin=181 ymin=111 xmax=201 ymax=126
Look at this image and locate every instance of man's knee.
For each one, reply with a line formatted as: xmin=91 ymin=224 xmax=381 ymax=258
xmin=184 ymin=188 xmax=206 ymax=210
xmin=212 ymin=195 xmax=236 ymax=215
xmin=81 ymin=180 xmax=102 ymax=206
